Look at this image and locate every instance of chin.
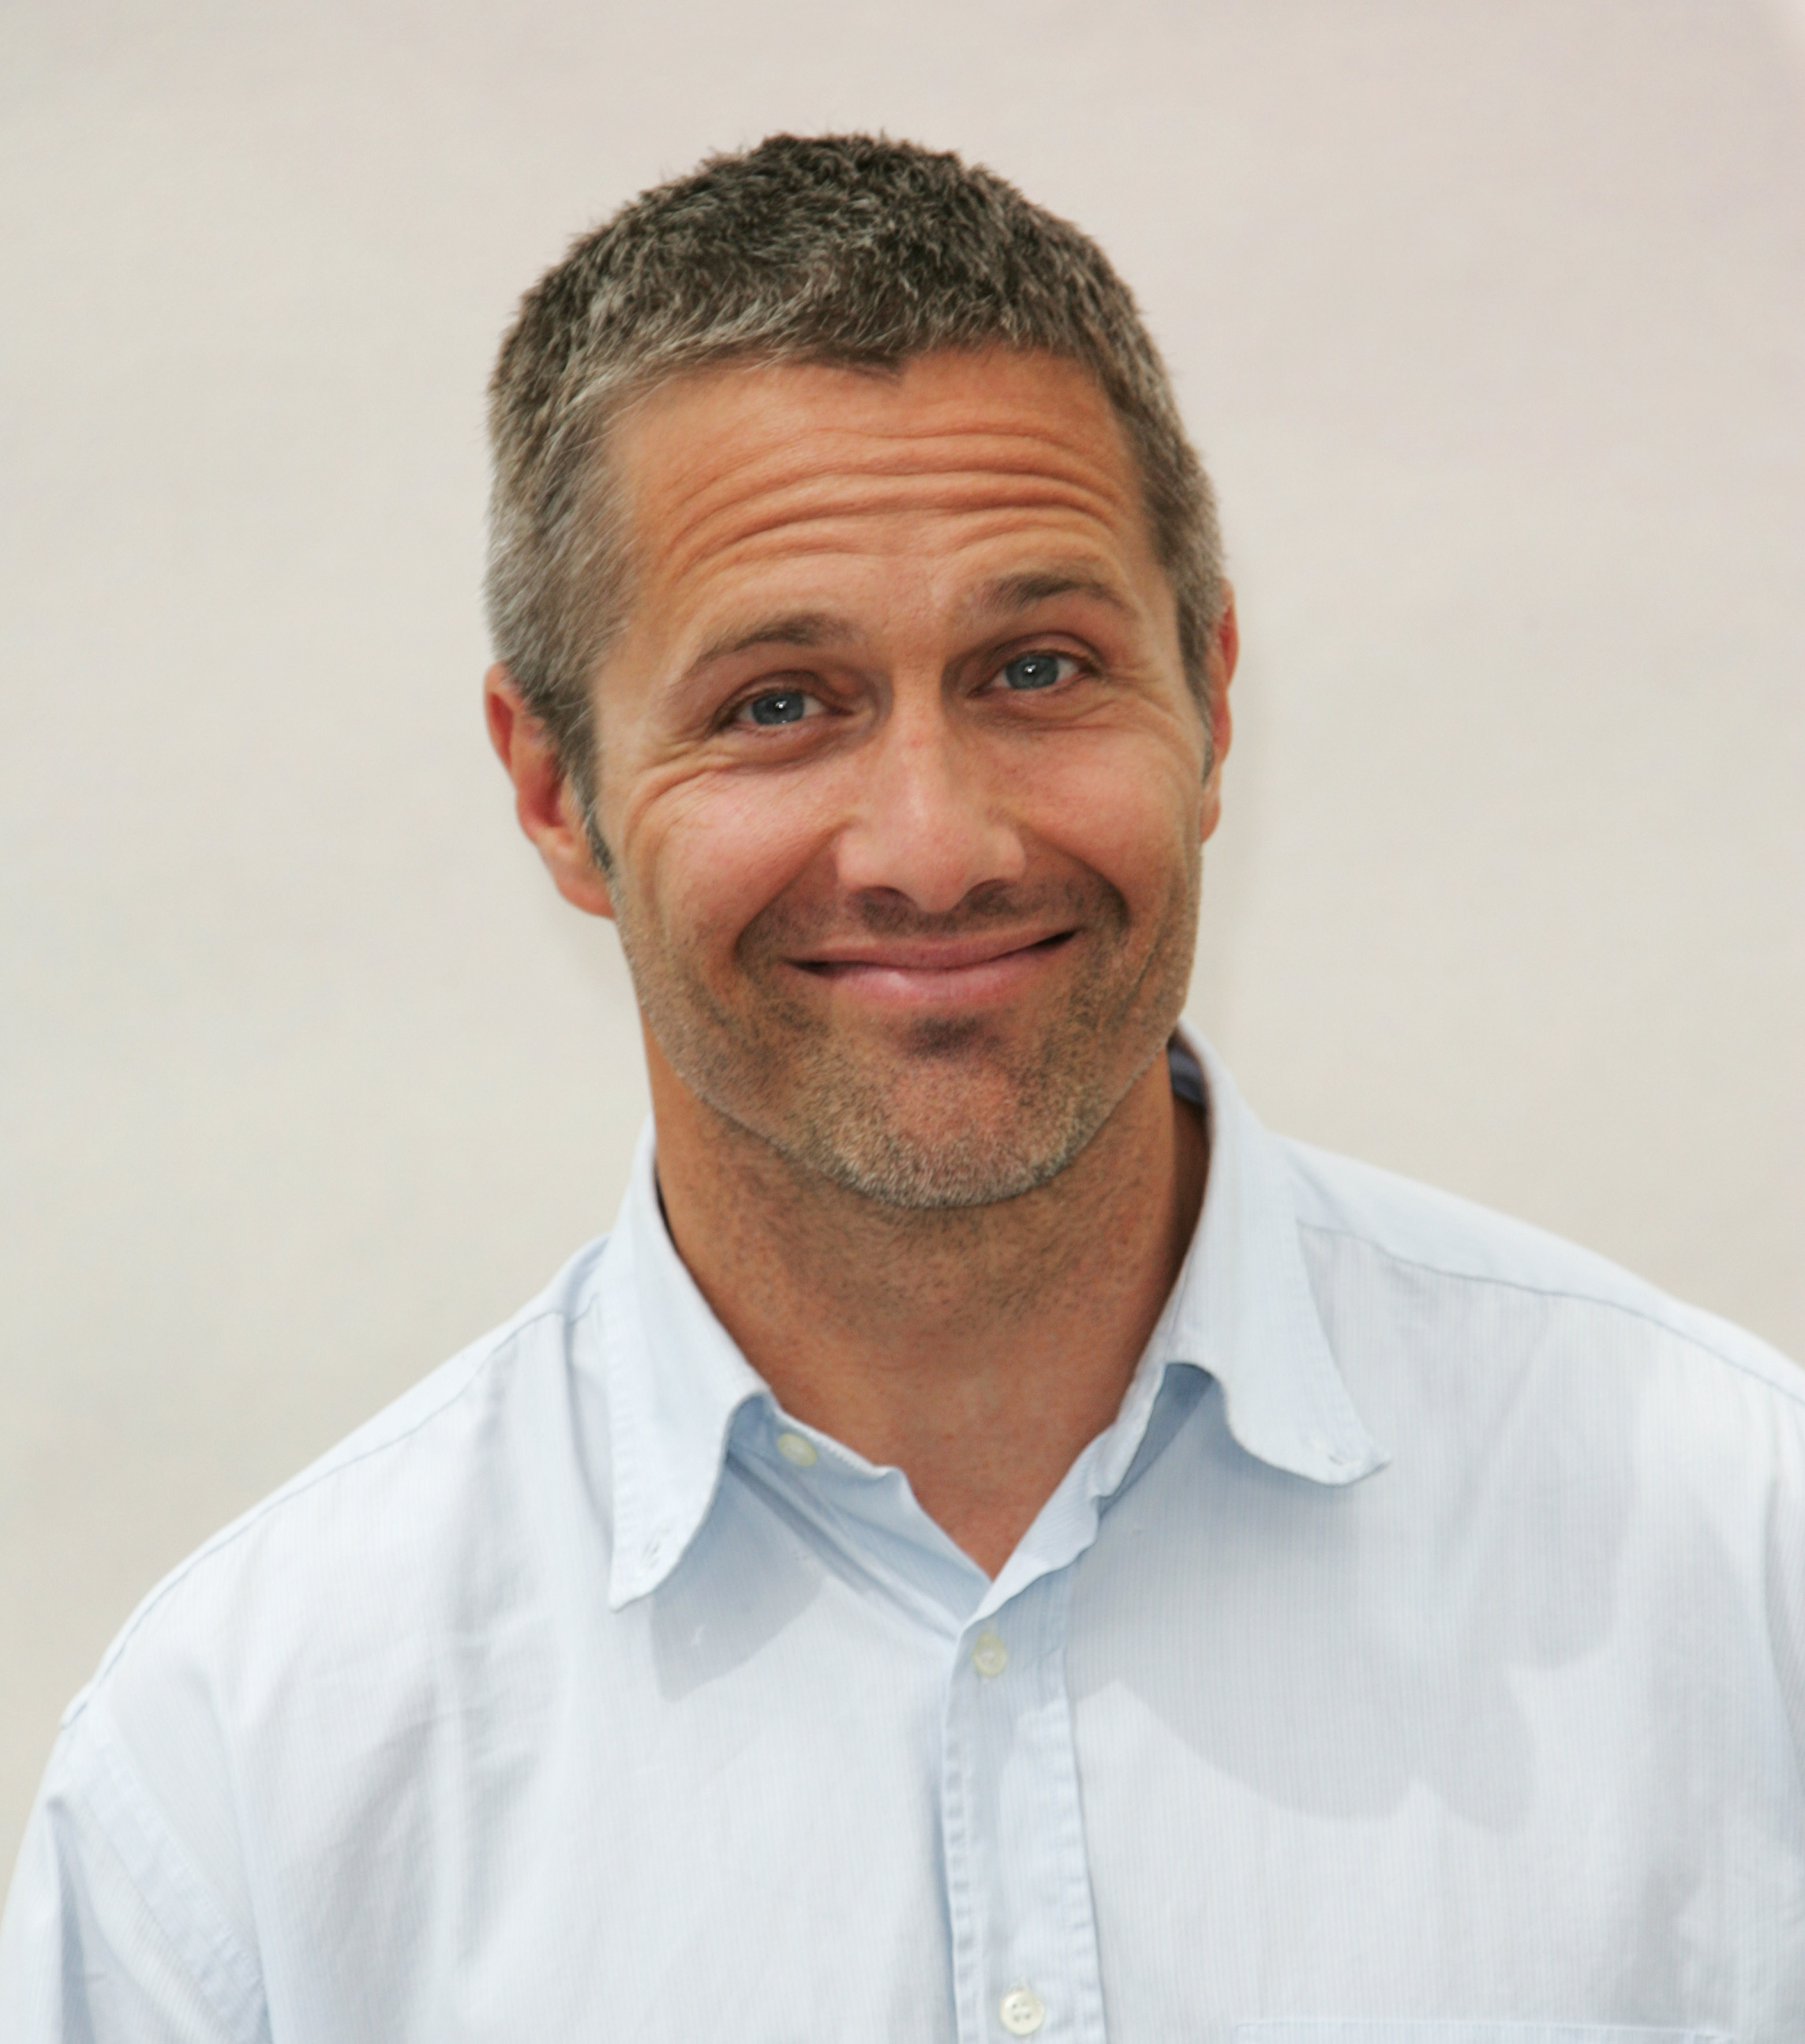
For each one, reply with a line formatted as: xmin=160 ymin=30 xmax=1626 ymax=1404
xmin=769 ymin=1068 xmax=1116 ymax=1212
xmin=802 ymin=1131 xmax=1084 ymax=1212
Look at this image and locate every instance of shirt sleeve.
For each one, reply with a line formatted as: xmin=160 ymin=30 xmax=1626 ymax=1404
xmin=0 ymin=1710 xmax=267 ymax=2044
xmin=1773 ymin=1415 xmax=1805 ymax=1807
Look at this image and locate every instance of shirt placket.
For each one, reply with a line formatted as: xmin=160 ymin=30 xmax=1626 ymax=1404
xmin=941 ymin=1564 xmax=1107 ymax=2044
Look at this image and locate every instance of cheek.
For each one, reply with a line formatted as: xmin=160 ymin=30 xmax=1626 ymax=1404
xmin=1010 ymin=732 xmax=1204 ymax=905
xmin=615 ymin=764 xmax=842 ymax=952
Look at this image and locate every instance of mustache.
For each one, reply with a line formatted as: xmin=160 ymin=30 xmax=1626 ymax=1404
xmin=748 ymin=876 xmax=1128 ymax=948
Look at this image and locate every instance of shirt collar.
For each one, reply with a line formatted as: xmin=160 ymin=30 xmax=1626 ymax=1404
xmin=593 ymin=1022 xmax=1384 ymax=1608
xmin=594 ymin=1119 xmax=767 ymax=1608
xmin=1159 ymin=1027 xmax=1386 ymax=1487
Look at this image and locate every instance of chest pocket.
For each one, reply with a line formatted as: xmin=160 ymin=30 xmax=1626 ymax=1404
xmin=1233 ymin=2027 xmax=1732 ymax=2043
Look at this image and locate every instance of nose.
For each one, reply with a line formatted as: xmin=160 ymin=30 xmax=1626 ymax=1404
xmin=832 ymin=699 xmax=1027 ymax=913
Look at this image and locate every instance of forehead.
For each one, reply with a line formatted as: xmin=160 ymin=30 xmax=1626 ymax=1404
xmin=608 ymin=349 xmax=1160 ymax=621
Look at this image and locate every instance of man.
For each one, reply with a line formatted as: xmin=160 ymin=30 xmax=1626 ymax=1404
xmin=3 ymin=133 xmax=1802 ymax=2042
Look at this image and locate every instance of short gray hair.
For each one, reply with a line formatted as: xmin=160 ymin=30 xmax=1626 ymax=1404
xmin=485 ymin=133 xmax=1225 ymax=795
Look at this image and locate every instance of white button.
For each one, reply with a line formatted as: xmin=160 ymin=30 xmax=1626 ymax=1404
xmin=971 ymin=1630 xmax=1009 ymax=1679
xmin=999 ymin=1986 xmax=1045 ymax=2034
xmin=775 ymin=1430 xmax=817 ymax=1467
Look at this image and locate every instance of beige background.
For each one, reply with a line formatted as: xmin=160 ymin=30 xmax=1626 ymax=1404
xmin=3 ymin=0 xmax=1802 ymax=1870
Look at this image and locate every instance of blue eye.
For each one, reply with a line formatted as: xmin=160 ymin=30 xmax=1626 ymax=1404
xmin=1000 ymin=652 xmax=1065 ymax=691
xmin=746 ymin=691 xmax=810 ymax=726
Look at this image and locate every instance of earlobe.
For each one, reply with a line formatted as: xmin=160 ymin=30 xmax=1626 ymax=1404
xmin=482 ymin=664 xmax=615 ymax=920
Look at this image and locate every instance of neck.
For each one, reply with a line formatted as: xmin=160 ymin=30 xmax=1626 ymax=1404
xmin=647 ymin=1038 xmax=1207 ymax=1576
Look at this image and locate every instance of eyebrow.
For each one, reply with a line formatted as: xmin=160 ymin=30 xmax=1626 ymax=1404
xmin=684 ymin=571 xmax=1134 ymax=680
xmin=691 ymin=610 xmax=849 ymax=669
xmin=967 ymin=569 xmax=1134 ymax=620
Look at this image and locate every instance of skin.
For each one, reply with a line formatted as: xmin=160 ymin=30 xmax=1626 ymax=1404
xmin=487 ymin=347 xmax=1237 ymax=1576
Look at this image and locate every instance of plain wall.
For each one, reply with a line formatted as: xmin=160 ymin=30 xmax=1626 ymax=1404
xmin=3 ymin=0 xmax=1802 ymax=1868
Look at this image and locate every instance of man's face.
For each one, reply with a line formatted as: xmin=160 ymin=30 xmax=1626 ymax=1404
xmin=585 ymin=348 xmax=1233 ymax=1207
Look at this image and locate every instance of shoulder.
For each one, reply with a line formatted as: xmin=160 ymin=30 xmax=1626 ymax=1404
xmin=1279 ymin=1135 xmax=1805 ymax=1418
xmin=21 ymin=1236 xmax=619 ymax=2019
xmin=69 ymin=1235 xmax=617 ymax=1738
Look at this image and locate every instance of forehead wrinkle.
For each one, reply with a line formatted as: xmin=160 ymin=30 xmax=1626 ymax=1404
xmin=661 ymin=425 xmax=1135 ymax=513
xmin=648 ymin=466 xmax=1135 ymax=603
xmin=632 ymin=406 xmax=1136 ymax=544
xmin=798 ymin=410 xmax=1132 ymax=468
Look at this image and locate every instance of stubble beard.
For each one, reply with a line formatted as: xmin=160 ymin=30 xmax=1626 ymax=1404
xmin=614 ymin=861 xmax=1201 ymax=1212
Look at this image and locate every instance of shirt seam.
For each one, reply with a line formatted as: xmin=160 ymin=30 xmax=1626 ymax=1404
xmin=1295 ymin=1216 xmax=1805 ymax=1414
xmin=66 ymin=1705 xmax=267 ymax=2042
xmin=72 ymin=1304 xmax=574 ymax=1716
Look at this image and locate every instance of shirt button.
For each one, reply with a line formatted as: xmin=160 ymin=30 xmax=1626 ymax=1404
xmin=999 ymin=1986 xmax=1045 ymax=2034
xmin=971 ymin=1630 xmax=1009 ymax=1679
xmin=775 ymin=1430 xmax=817 ymax=1468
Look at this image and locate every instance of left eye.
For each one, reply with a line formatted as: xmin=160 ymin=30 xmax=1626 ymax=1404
xmin=741 ymin=690 xmax=814 ymax=726
xmin=998 ymin=652 xmax=1070 ymax=692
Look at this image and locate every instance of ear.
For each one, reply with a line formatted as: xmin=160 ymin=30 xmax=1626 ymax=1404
xmin=1198 ymin=590 xmax=1238 ymax=846
xmin=483 ymin=665 xmax=615 ymax=919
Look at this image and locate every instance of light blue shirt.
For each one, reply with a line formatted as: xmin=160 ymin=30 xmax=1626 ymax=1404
xmin=4 ymin=1033 xmax=1803 ymax=2043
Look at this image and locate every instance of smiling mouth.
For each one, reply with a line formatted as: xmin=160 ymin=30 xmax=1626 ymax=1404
xmin=785 ymin=928 xmax=1078 ymax=1011
xmin=795 ymin=929 xmax=1075 ymax=976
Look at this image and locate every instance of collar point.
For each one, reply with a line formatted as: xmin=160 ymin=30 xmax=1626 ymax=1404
xmin=1302 ymin=1436 xmax=1390 ymax=1487
xmin=606 ymin=1570 xmax=650 ymax=1612
xmin=1226 ymin=1411 xmax=1390 ymax=1488
xmin=608 ymin=1522 xmax=687 ymax=1609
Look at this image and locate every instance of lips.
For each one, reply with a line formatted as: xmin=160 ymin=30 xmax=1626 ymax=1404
xmin=787 ymin=928 xmax=1076 ymax=1011
xmin=795 ymin=929 xmax=1073 ymax=975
